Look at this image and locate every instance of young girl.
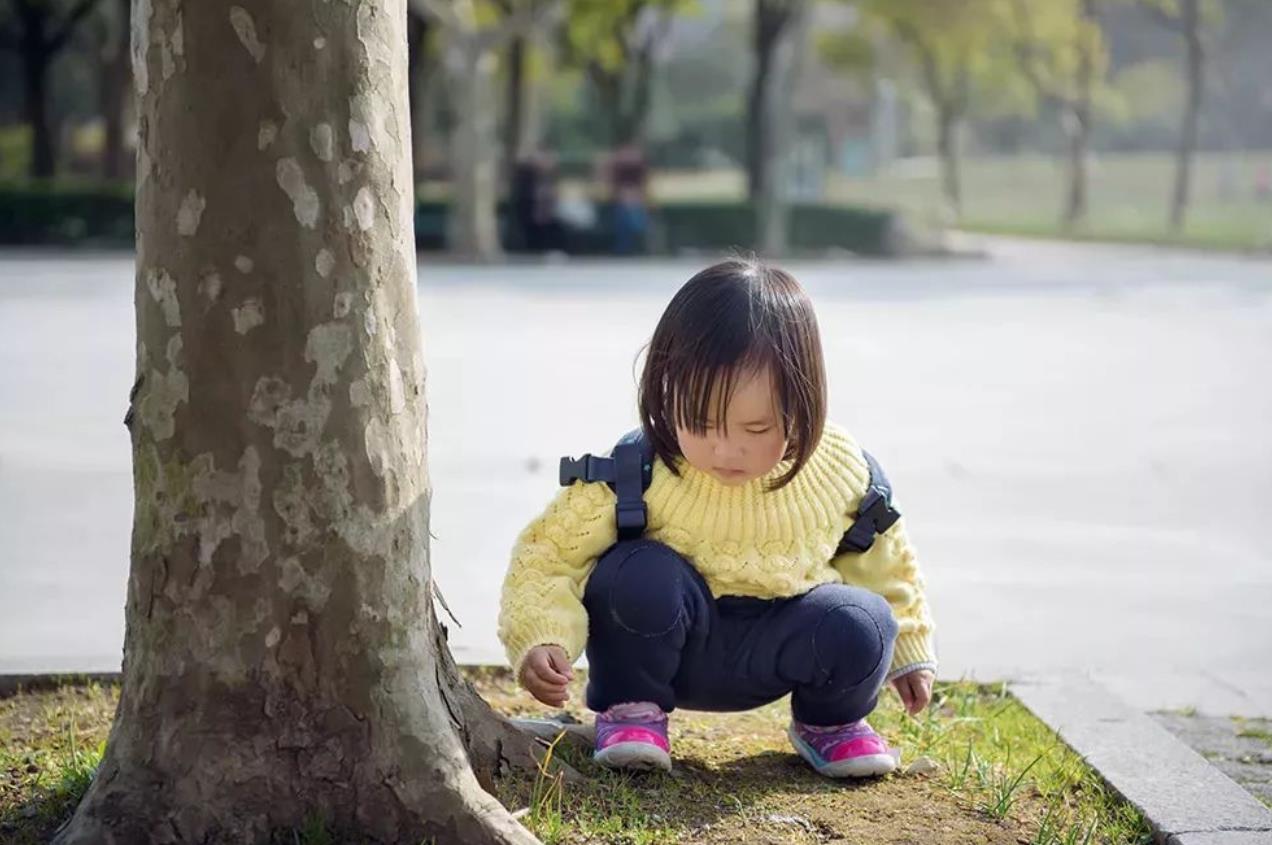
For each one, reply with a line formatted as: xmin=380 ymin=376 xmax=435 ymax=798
xmin=497 ymin=259 xmax=937 ymax=778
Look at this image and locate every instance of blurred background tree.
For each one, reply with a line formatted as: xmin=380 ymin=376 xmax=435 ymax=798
xmin=1 ymin=0 xmax=1269 ymax=252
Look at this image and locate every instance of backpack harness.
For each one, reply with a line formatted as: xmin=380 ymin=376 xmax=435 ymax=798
xmin=559 ymin=429 xmax=900 ymax=554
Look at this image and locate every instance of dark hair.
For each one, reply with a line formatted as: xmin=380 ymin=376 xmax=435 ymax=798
xmin=637 ymin=258 xmax=827 ymax=491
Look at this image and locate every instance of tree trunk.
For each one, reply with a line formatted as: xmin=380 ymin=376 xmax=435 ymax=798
xmin=587 ymin=62 xmax=625 ymax=148
xmin=53 ymin=1 xmax=540 ymax=842
xmin=936 ymin=108 xmax=963 ymax=219
xmin=618 ymin=64 xmax=649 ymax=146
xmin=746 ymin=1 xmax=781 ymax=201
xmin=503 ymin=32 xmax=527 ymax=176
xmin=519 ymin=27 xmax=549 ymax=158
xmin=21 ymin=37 xmax=56 ymax=180
xmin=1061 ymin=0 xmax=1096 ymax=230
xmin=444 ymin=40 xmax=502 ymax=259
xmin=1171 ymin=0 xmax=1204 ymax=232
xmin=408 ymin=10 xmax=433 ymax=182
xmin=749 ymin=0 xmax=802 ymax=255
xmin=1060 ymin=105 xmax=1090 ymax=229
xmin=100 ymin=0 xmax=132 ymax=181
xmin=617 ymin=21 xmax=665 ymax=148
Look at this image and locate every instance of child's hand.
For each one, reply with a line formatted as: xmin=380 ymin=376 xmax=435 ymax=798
xmin=518 ymin=644 xmax=575 ymax=708
xmin=891 ymin=669 xmax=935 ymax=716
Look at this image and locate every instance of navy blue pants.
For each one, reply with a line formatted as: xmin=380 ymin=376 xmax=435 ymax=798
xmin=583 ymin=540 xmax=899 ymax=726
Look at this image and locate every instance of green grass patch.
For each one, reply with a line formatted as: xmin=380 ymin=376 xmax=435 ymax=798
xmin=1231 ymin=717 xmax=1272 ymax=748
xmin=473 ymin=672 xmax=1152 ymax=844
xmin=0 ymin=682 xmax=111 ymax=845
xmin=1 ymin=673 xmax=1152 ymax=844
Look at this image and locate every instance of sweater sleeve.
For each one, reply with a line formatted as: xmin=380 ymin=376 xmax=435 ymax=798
xmin=497 ymin=478 xmax=618 ymax=674
xmin=831 ymin=515 xmax=938 ymax=681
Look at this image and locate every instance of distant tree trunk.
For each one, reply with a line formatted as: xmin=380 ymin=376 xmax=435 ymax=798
xmin=11 ymin=0 xmax=101 ymax=180
xmin=1061 ymin=0 xmax=1097 ymax=229
xmin=100 ymin=0 xmax=131 ymax=181
xmin=617 ymin=12 xmax=671 ymax=148
xmin=900 ymin=23 xmax=966 ymax=221
xmin=1061 ymin=106 xmax=1090 ymax=228
xmin=21 ymin=40 xmax=57 ymax=180
xmin=748 ymin=0 xmax=804 ymax=255
xmin=504 ymin=32 xmax=527 ymax=173
xmin=618 ymin=67 xmax=651 ymax=147
xmin=52 ymin=1 xmax=543 ymax=841
xmin=416 ymin=0 xmax=554 ymax=260
xmin=935 ymin=106 xmax=963 ymax=219
xmin=746 ymin=0 xmax=789 ymax=201
xmin=1171 ymin=0 xmax=1204 ymax=232
xmin=443 ymin=39 xmax=502 ymax=259
xmin=408 ymin=10 xmax=433 ymax=182
xmin=586 ymin=62 xmax=625 ymax=147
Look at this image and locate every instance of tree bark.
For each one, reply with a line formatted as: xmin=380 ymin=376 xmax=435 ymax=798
xmin=1171 ymin=0 xmax=1203 ymax=232
xmin=53 ymin=1 xmax=540 ymax=842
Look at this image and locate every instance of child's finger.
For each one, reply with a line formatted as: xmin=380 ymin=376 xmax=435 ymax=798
xmin=546 ymin=649 xmax=574 ymax=680
xmin=529 ymin=666 xmax=570 ymax=693
xmin=531 ymin=680 xmax=570 ymax=707
xmin=537 ymin=658 xmax=572 ymax=685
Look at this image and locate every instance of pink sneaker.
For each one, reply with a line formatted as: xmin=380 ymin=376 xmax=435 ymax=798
xmin=787 ymin=718 xmax=899 ymax=778
xmin=593 ymin=701 xmax=672 ymax=772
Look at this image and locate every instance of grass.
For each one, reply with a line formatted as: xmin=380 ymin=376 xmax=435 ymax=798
xmin=0 ymin=683 xmax=110 ymax=845
xmin=472 ymin=671 xmax=1152 ymax=845
xmin=0 ymin=672 xmax=1153 ymax=845
xmin=1231 ymin=717 xmax=1272 ymax=748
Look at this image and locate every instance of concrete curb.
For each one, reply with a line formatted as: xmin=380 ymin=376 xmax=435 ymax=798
xmin=1011 ymin=673 xmax=1272 ymax=845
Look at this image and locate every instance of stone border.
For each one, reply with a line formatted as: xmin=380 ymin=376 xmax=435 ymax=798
xmin=1011 ymin=673 xmax=1272 ymax=845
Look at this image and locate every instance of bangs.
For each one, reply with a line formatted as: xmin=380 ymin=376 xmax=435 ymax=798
xmin=668 ymin=347 xmax=779 ymax=438
xmin=638 ymin=259 xmax=827 ymax=491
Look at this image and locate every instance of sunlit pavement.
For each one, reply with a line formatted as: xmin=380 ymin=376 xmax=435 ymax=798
xmin=3 ymin=238 xmax=1269 ymax=715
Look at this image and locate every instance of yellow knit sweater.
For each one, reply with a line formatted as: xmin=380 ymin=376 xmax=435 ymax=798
xmin=497 ymin=422 xmax=938 ymax=680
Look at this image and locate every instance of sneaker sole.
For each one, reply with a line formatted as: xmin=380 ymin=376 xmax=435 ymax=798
xmin=594 ymin=741 xmax=672 ymax=772
xmin=786 ymin=726 xmax=898 ymax=779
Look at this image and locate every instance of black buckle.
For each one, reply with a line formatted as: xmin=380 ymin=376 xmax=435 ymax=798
xmin=560 ymin=455 xmax=588 ymax=486
xmin=560 ymin=454 xmax=614 ymax=486
xmin=858 ymin=486 xmax=899 ymax=533
xmin=616 ymin=500 xmax=648 ymax=537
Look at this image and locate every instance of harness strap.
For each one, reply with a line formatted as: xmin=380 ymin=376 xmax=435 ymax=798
xmin=836 ymin=450 xmax=901 ymax=555
xmin=562 ymin=435 xmax=898 ymax=554
xmin=558 ymin=429 xmax=653 ymax=540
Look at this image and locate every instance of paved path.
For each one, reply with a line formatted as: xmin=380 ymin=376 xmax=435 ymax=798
xmin=2 ymin=239 xmax=1270 ymax=715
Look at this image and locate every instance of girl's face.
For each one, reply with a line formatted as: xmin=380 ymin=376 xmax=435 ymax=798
xmin=675 ymin=366 xmax=789 ymax=486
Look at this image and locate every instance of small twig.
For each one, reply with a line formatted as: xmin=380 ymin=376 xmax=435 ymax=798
xmin=432 ymin=581 xmax=462 ymax=628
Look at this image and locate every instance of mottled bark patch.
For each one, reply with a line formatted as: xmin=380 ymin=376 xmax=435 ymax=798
xmin=276 ymin=158 xmax=321 ymax=229
xmin=229 ymin=6 xmax=266 ymax=63
xmin=177 ymin=190 xmax=206 ymax=236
